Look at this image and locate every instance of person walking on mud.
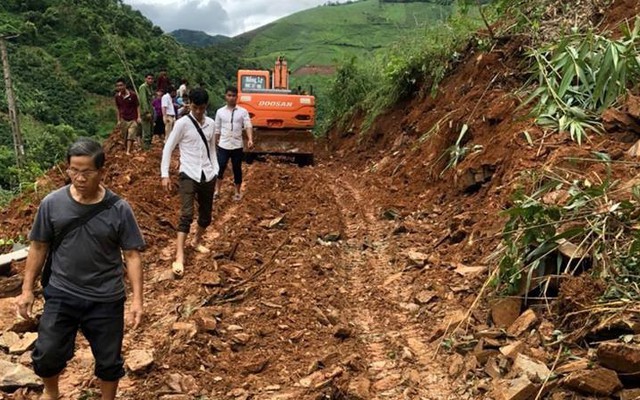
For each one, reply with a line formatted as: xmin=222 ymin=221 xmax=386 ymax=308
xmin=15 ymin=138 xmax=145 ymax=400
xmin=162 ymin=85 xmax=177 ymax=138
xmin=138 ymin=73 xmax=155 ymax=150
xmin=114 ymin=78 xmax=141 ymax=155
xmin=214 ymin=86 xmax=254 ymax=201
xmin=161 ymin=87 xmax=218 ymax=277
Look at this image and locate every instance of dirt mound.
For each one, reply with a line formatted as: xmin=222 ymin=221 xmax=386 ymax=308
xmin=325 ymin=0 xmax=640 ymax=397
xmin=292 ymin=65 xmax=336 ymax=76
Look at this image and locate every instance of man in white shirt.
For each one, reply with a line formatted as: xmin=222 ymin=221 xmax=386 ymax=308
xmin=160 ymin=87 xmax=218 ymax=277
xmin=214 ymin=86 xmax=253 ymax=201
xmin=177 ymin=79 xmax=188 ymax=98
xmin=161 ymin=86 xmax=177 ymax=139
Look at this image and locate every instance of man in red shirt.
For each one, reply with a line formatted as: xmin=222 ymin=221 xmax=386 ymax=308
xmin=114 ymin=78 xmax=141 ymax=155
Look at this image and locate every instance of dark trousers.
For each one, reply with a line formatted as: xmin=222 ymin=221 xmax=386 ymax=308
xmin=153 ymin=115 xmax=165 ymax=137
xmin=178 ymin=172 xmax=216 ymax=233
xmin=32 ymin=285 xmax=125 ymax=381
xmin=140 ymin=112 xmax=153 ymax=149
xmin=217 ymin=147 xmax=243 ymax=185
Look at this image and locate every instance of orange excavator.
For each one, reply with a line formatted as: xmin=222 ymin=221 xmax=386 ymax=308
xmin=237 ymin=56 xmax=315 ymax=165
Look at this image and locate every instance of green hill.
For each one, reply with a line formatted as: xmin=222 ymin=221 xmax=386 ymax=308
xmin=170 ymin=29 xmax=230 ymax=47
xmin=0 ymin=0 xmax=243 ymax=193
xmin=240 ymin=0 xmax=454 ymax=69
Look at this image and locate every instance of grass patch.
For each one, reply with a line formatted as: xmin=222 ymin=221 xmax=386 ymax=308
xmin=242 ymin=0 xmax=454 ymax=68
xmin=323 ymin=7 xmax=484 ymax=135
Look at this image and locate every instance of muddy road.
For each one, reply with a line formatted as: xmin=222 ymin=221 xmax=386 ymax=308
xmin=45 ymin=155 xmax=468 ymax=399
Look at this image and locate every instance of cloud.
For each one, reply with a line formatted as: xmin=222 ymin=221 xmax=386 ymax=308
xmin=220 ymin=0 xmax=326 ymax=34
xmin=124 ymin=0 xmax=338 ymax=36
xmin=127 ymin=0 xmax=233 ymax=35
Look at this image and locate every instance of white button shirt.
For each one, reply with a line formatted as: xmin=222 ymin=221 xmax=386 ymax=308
xmin=161 ymin=93 xmax=176 ymax=116
xmin=161 ymin=113 xmax=218 ymax=182
xmin=215 ymin=105 xmax=252 ymax=150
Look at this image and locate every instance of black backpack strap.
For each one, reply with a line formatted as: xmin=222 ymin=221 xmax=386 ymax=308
xmin=187 ymin=114 xmax=211 ymax=161
xmin=50 ymin=193 xmax=121 ymax=251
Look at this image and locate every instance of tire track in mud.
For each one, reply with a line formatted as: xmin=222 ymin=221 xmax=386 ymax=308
xmin=123 ymin=162 xmax=367 ymax=399
xmin=330 ymin=172 xmax=455 ymax=400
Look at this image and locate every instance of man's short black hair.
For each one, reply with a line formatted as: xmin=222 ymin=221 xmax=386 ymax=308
xmin=116 ymin=77 xmax=126 ymax=85
xmin=167 ymin=85 xmax=176 ymax=94
xmin=145 ymin=73 xmax=154 ymax=78
xmin=189 ymin=87 xmax=208 ymax=106
xmin=225 ymin=86 xmax=238 ymax=95
xmin=67 ymin=138 xmax=105 ymax=169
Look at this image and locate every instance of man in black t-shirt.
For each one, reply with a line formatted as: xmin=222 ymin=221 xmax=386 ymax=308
xmin=15 ymin=138 xmax=145 ymax=400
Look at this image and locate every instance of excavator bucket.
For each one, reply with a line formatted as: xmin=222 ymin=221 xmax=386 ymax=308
xmin=245 ymin=129 xmax=315 ymax=165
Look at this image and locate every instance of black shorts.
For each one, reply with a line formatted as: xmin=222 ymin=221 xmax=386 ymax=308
xmin=32 ymin=285 xmax=125 ymax=381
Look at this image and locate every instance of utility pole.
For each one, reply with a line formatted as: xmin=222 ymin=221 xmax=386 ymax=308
xmin=0 ymin=34 xmax=25 ymax=169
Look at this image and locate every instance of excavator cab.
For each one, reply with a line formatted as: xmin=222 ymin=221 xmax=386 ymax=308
xmin=237 ymin=57 xmax=315 ymax=165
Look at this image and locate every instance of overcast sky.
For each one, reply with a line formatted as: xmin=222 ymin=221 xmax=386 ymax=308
xmin=123 ymin=0 xmax=341 ymax=37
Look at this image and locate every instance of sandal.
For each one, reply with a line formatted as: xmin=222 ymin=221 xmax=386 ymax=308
xmin=233 ymin=193 xmax=242 ymax=201
xmin=171 ymin=262 xmax=184 ymax=277
xmin=193 ymin=244 xmax=210 ymax=254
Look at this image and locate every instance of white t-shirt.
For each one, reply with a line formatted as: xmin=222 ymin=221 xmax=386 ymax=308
xmin=215 ymin=105 xmax=252 ymax=150
xmin=161 ymin=113 xmax=218 ymax=182
xmin=161 ymin=93 xmax=176 ymax=117
xmin=177 ymin=84 xmax=188 ymax=98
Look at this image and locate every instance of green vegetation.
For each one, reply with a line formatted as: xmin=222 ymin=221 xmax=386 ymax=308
xmin=323 ymin=9 xmax=484 ymax=134
xmin=440 ymin=124 xmax=483 ymax=176
xmin=497 ymin=161 xmax=640 ymax=301
xmin=170 ymin=29 xmax=230 ymax=48
xmin=524 ymin=18 xmax=640 ymax=144
xmin=241 ymin=0 xmax=454 ymax=68
xmin=0 ymin=0 xmax=244 ymax=195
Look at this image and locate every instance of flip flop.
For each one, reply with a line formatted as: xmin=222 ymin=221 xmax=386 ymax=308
xmin=213 ymin=191 xmax=220 ymax=199
xmin=233 ymin=193 xmax=242 ymax=201
xmin=171 ymin=262 xmax=184 ymax=277
xmin=193 ymin=244 xmax=210 ymax=254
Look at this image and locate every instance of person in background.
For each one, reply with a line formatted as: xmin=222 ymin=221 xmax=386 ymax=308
xmin=160 ymin=88 xmax=217 ymax=277
xmin=177 ymin=78 xmax=189 ymax=99
xmin=177 ymin=94 xmax=190 ymax=119
xmin=162 ymin=86 xmax=177 ymax=139
xmin=174 ymin=95 xmax=184 ymax=119
xmin=214 ymin=86 xmax=254 ymax=201
xmin=15 ymin=138 xmax=144 ymax=400
xmin=138 ymin=73 xmax=154 ymax=150
xmin=156 ymin=68 xmax=170 ymax=94
xmin=114 ymin=78 xmax=140 ymax=155
xmin=152 ymin=89 xmax=165 ymax=143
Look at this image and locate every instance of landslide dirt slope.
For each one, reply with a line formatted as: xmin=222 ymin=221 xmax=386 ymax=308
xmin=0 ymin=136 xmax=473 ymax=399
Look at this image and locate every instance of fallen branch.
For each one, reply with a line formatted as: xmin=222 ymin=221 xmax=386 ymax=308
xmin=534 ymin=344 xmax=563 ymax=400
xmin=228 ymin=240 xmax=240 ymax=260
xmin=433 ymin=265 xmax=498 ymax=359
xmin=227 ymin=236 xmax=290 ymax=290
xmin=206 ymin=287 xmax=251 ymax=305
xmin=200 ymin=236 xmax=290 ymax=307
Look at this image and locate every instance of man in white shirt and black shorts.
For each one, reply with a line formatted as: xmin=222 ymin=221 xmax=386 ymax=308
xmin=214 ymin=86 xmax=253 ymax=201
xmin=160 ymin=87 xmax=218 ymax=277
